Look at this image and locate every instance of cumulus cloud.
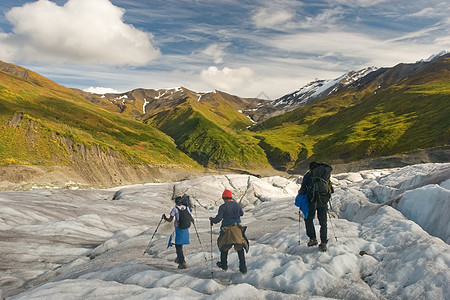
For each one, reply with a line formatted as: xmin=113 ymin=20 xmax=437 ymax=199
xmin=2 ymin=0 xmax=160 ymax=65
xmin=84 ymin=86 xmax=120 ymax=94
xmin=252 ymin=7 xmax=294 ymax=29
xmin=202 ymin=43 xmax=230 ymax=64
xmin=0 ymin=32 xmax=18 ymax=62
xmin=199 ymin=66 xmax=255 ymax=92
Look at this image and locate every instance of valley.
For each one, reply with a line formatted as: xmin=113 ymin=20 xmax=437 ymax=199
xmin=0 ymin=53 xmax=449 ymax=190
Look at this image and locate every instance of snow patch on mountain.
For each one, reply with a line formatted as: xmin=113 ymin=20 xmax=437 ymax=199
xmin=112 ymin=94 xmax=129 ymax=105
xmin=272 ymin=66 xmax=377 ymax=109
xmin=143 ymin=98 xmax=149 ymax=114
xmin=420 ymin=50 xmax=449 ymax=62
xmin=154 ymin=87 xmax=183 ymax=100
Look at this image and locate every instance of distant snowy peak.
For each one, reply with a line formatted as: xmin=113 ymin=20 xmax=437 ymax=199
xmin=153 ymin=87 xmax=184 ymax=100
xmin=420 ymin=50 xmax=449 ymax=63
xmin=273 ymin=79 xmax=327 ymax=108
xmin=273 ymin=66 xmax=377 ymax=108
xmin=81 ymin=86 xmax=189 ymax=115
xmin=338 ymin=66 xmax=378 ymax=85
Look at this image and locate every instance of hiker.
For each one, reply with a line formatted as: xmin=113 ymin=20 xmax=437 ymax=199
xmin=298 ymin=161 xmax=334 ymax=251
xmin=162 ymin=195 xmax=194 ymax=269
xmin=209 ymin=189 xmax=249 ymax=274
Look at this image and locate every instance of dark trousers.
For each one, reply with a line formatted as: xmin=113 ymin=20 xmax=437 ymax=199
xmin=220 ymin=249 xmax=246 ymax=268
xmin=305 ymin=204 xmax=328 ymax=244
xmin=175 ymin=244 xmax=185 ymax=263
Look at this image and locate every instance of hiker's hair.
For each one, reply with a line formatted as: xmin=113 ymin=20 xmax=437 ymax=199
xmin=175 ymin=196 xmax=183 ymax=204
xmin=309 ymin=161 xmax=319 ymax=170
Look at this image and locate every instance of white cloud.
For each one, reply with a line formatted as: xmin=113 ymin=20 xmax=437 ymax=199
xmin=267 ymin=30 xmax=447 ymax=67
xmin=2 ymin=0 xmax=160 ymax=66
xmin=202 ymin=43 xmax=230 ymax=64
xmin=272 ymin=31 xmax=378 ymax=53
xmin=84 ymin=86 xmax=120 ymax=94
xmin=330 ymin=0 xmax=389 ymax=7
xmin=0 ymin=32 xmax=17 ymax=62
xmin=386 ymin=18 xmax=450 ymax=44
xmin=434 ymin=35 xmax=450 ymax=48
xmin=199 ymin=66 xmax=255 ymax=93
xmin=252 ymin=7 xmax=294 ymax=29
xmin=301 ymin=7 xmax=345 ymax=28
xmin=407 ymin=7 xmax=436 ymax=18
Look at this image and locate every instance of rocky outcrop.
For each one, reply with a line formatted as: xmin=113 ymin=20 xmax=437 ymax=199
xmin=0 ymin=134 xmax=195 ymax=190
xmin=7 ymin=112 xmax=24 ymax=128
xmin=53 ymin=136 xmax=167 ymax=187
xmin=0 ymin=61 xmax=30 ymax=80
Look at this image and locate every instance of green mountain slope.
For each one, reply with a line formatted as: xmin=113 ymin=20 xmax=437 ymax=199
xmin=1 ymin=53 xmax=448 ymax=186
xmin=251 ymin=54 xmax=450 ymax=171
xmin=72 ymin=86 xmax=270 ymax=170
xmin=144 ymin=91 xmax=269 ymax=169
xmin=0 ymin=61 xmax=200 ymax=173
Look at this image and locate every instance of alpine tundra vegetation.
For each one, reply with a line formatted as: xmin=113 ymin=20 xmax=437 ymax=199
xmin=1 ymin=53 xmax=449 ymax=189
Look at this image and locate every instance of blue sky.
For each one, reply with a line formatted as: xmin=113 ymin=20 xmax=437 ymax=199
xmin=0 ymin=0 xmax=448 ymax=99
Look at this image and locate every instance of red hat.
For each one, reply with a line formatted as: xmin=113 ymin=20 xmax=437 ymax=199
xmin=222 ymin=189 xmax=232 ymax=199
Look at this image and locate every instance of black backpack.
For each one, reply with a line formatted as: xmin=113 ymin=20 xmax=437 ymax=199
xmin=176 ymin=207 xmax=192 ymax=229
xmin=309 ymin=163 xmax=333 ymax=206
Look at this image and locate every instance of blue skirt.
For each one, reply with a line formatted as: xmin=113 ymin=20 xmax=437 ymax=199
xmin=175 ymin=227 xmax=190 ymax=245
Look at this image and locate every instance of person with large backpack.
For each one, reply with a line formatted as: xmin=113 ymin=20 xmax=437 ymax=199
xmin=298 ymin=161 xmax=334 ymax=251
xmin=209 ymin=189 xmax=249 ymax=274
xmin=162 ymin=195 xmax=194 ymax=269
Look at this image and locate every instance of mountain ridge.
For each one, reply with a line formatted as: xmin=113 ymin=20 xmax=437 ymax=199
xmin=251 ymin=52 xmax=450 ymax=171
xmin=248 ymin=66 xmax=379 ymax=122
xmin=1 ymin=52 xmax=449 ymax=189
xmin=0 ymin=60 xmax=204 ymax=188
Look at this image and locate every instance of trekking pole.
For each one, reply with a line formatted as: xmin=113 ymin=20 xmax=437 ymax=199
xmin=327 ymin=211 xmax=338 ymax=242
xmin=192 ymin=220 xmax=202 ymax=245
xmin=298 ymin=209 xmax=302 ymax=245
xmin=192 ymin=220 xmax=208 ymax=262
xmin=144 ymin=217 xmax=164 ymax=255
xmin=210 ymin=224 xmax=213 ymax=260
xmin=327 ymin=202 xmax=338 ymax=242
xmin=210 ymin=223 xmax=214 ymax=277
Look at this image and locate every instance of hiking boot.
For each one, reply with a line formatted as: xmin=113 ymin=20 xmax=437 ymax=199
xmin=177 ymin=262 xmax=187 ymax=269
xmin=318 ymin=243 xmax=327 ymax=252
xmin=239 ymin=264 xmax=247 ymax=274
xmin=216 ymin=261 xmax=228 ymax=271
xmin=307 ymin=239 xmax=318 ymax=247
xmin=237 ymin=249 xmax=246 ymax=274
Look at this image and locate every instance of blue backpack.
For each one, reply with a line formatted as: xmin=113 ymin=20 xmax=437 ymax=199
xmin=295 ymin=193 xmax=309 ymax=219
